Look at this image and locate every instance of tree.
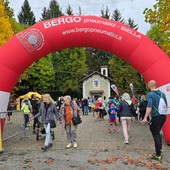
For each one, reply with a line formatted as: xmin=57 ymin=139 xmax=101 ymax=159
xmin=41 ymin=7 xmax=49 ymax=20
xmin=3 ymin=0 xmax=26 ymax=34
xmin=111 ymin=9 xmax=125 ymax=23
xmin=147 ymin=24 xmax=170 ymax=55
xmin=52 ymin=48 xmax=86 ymax=94
xmin=41 ymin=0 xmax=63 ymax=20
xmin=77 ymin=6 xmax=82 ymax=15
xmin=144 ymin=0 xmax=170 ymax=31
xmin=18 ymin=0 xmax=36 ymax=26
xmin=3 ymin=0 xmax=13 ymax=18
xmin=108 ymin=57 xmax=142 ymax=95
xmin=0 ymin=0 xmax=13 ymax=46
xmin=85 ymin=48 xmax=112 ymax=74
xmin=14 ymin=56 xmax=55 ymax=95
xmin=144 ymin=0 xmax=170 ymax=55
xmin=66 ymin=4 xmax=74 ymax=15
xmin=126 ymin=17 xmax=138 ymax=30
xmin=100 ymin=6 xmax=110 ymax=19
xmin=10 ymin=18 xmax=26 ymax=34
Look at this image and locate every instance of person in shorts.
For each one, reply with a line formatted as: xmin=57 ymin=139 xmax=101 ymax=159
xmin=108 ymin=103 xmax=117 ymax=133
xmin=94 ymin=98 xmax=102 ymax=120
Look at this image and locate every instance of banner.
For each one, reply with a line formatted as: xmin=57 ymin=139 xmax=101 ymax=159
xmin=111 ymin=84 xmax=119 ymax=96
xmin=130 ymin=83 xmax=134 ymax=95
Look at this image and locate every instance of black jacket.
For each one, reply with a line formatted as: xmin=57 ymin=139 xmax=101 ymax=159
xmin=117 ymin=100 xmax=135 ymax=117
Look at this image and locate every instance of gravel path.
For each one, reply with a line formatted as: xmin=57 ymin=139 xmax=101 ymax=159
xmin=1 ymin=113 xmax=170 ymax=170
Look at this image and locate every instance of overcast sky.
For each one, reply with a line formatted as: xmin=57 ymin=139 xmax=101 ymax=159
xmin=9 ymin=0 xmax=156 ymax=35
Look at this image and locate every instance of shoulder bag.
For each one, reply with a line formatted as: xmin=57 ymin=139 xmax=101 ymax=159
xmin=50 ymin=119 xmax=56 ymax=128
xmin=72 ymin=111 xmax=82 ymax=125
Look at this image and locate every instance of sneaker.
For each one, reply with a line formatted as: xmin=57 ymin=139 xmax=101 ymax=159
xmin=149 ymin=154 xmax=162 ymax=161
xmin=27 ymin=123 xmax=32 ymax=127
xmin=160 ymin=149 xmax=163 ymax=156
xmin=107 ymin=129 xmax=111 ymax=133
xmin=73 ymin=142 xmax=77 ymax=148
xmin=124 ymin=140 xmax=129 ymax=144
xmin=32 ymin=130 xmax=36 ymax=134
xmin=48 ymin=143 xmax=53 ymax=148
xmin=113 ymin=129 xmax=118 ymax=133
xmin=25 ymin=127 xmax=29 ymax=130
xmin=66 ymin=143 xmax=72 ymax=149
xmin=41 ymin=145 xmax=48 ymax=151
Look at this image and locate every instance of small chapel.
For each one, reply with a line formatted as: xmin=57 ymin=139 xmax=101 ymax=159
xmin=81 ymin=65 xmax=113 ymax=100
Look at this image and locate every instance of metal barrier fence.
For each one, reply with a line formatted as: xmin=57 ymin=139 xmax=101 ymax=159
xmin=0 ymin=110 xmax=31 ymax=141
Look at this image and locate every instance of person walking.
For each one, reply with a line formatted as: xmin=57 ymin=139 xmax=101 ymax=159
xmin=107 ymin=103 xmax=117 ymax=133
xmin=31 ymin=94 xmax=60 ymax=151
xmin=82 ymin=98 xmax=89 ymax=115
xmin=21 ymin=95 xmax=32 ymax=112
xmin=21 ymin=99 xmax=31 ymax=130
xmin=141 ymin=80 xmax=167 ymax=161
xmin=30 ymin=94 xmax=39 ymax=134
xmin=138 ymin=95 xmax=148 ymax=121
xmin=59 ymin=95 xmax=82 ymax=149
xmin=94 ymin=98 xmax=102 ymax=121
xmin=117 ymin=93 xmax=135 ymax=144
xmin=7 ymin=97 xmax=16 ymax=124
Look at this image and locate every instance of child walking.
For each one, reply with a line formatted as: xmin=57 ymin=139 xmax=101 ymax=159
xmin=108 ymin=103 xmax=117 ymax=133
xmin=21 ymin=100 xmax=31 ymax=129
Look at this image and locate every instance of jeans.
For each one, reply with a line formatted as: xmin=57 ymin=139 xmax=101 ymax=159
xmin=84 ymin=106 xmax=89 ymax=115
xmin=121 ymin=119 xmax=131 ymax=141
xmin=65 ymin=124 xmax=77 ymax=143
xmin=43 ymin=123 xmax=52 ymax=146
xmin=24 ymin=114 xmax=29 ymax=128
xmin=150 ymin=115 xmax=166 ymax=156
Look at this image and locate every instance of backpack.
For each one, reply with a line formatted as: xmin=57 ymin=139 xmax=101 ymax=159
xmin=155 ymin=92 xmax=167 ymax=115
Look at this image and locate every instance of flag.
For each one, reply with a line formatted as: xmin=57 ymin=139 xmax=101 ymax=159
xmin=111 ymin=84 xmax=119 ymax=96
xmin=130 ymin=83 xmax=134 ymax=94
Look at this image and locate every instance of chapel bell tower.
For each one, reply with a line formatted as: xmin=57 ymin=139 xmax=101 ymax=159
xmin=100 ymin=65 xmax=108 ymax=77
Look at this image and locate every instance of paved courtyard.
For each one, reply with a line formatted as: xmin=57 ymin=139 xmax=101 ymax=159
xmin=1 ymin=113 xmax=170 ymax=170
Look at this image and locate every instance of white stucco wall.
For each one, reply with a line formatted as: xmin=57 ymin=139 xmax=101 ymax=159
xmin=82 ymin=74 xmax=110 ymax=100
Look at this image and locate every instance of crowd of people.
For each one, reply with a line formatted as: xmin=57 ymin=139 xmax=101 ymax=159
xmin=20 ymin=94 xmax=82 ymax=151
xmin=6 ymin=80 xmax=168 ymax=161
xmin=72 ymin=80 xmax=167 ymax=161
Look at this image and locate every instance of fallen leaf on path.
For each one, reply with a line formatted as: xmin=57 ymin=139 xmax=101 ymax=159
xmin=102 ymin=167 xmax=107 ymax=170
xmin=153 ymin=163 xmax=162 ymax=170
xmin=45 ymin=159 xmax=54 ymax=164
xmin=87 ymin=159 xmax=95 ymax=165
xmin=145 ymin=162 xmax=152 ymax=169
xmin=24 ymin=159 xmax=32 ymax=163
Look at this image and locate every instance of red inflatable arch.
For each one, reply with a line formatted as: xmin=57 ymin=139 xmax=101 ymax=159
xmin=0 ymin=16 xmax=170 ymax=144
